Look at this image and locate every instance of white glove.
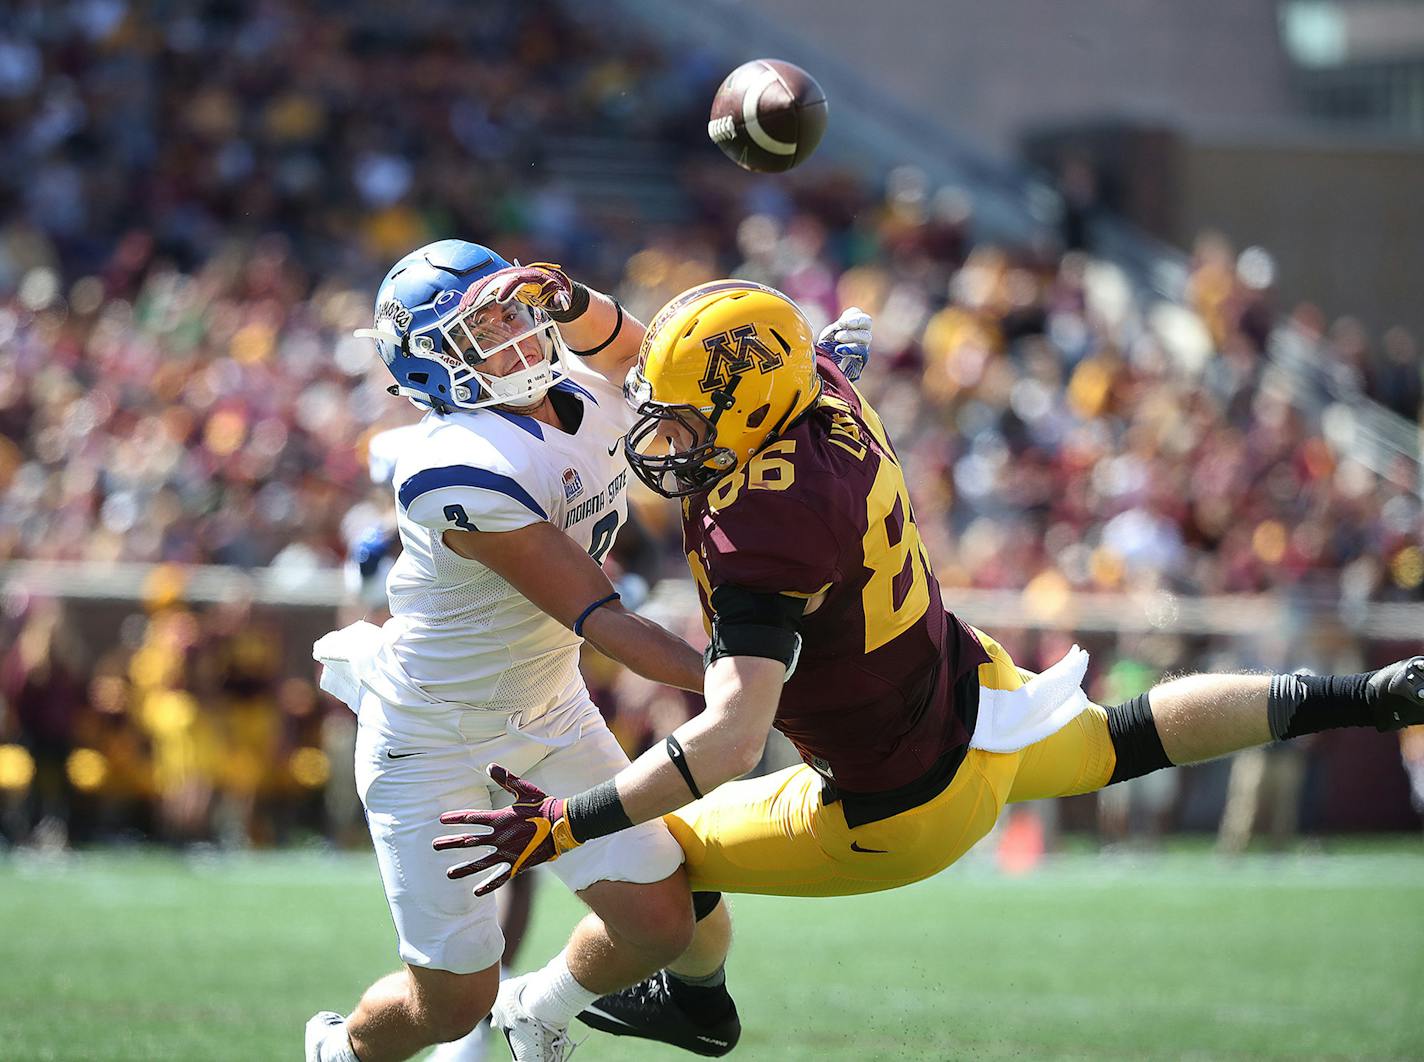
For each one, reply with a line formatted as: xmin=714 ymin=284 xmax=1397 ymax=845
xmin=815 ymin=307 xmax=872 ymax=381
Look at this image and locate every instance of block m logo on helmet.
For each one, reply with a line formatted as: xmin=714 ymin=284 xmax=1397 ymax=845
xmin=699 ymin=325 xmax=784 ymax=395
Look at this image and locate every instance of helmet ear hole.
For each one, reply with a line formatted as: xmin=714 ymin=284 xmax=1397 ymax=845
xmin=408 ymin=372 xmax=429 ymax=385
xmin=746 ymin=403 xmax=770 ymax=430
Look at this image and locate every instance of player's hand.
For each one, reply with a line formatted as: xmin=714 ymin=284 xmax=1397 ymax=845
xmin=471 ymin=262 xmax=575 ymax=315
xmin=351 ymin=525 xmax=397 ymax=579
xmin=434 ymin=764 xmax=578 ymax=896
xmin=815 ymin=307 xmax=872 ymax=381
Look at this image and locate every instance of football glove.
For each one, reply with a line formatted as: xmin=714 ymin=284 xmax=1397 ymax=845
xmin=350 ymin=526 xmax=398 ymax=580
xmin=815 ymin=306 xmax=872 ymax=381
xmin=464 ymin=262 xmax=575 ymax=316
xmin=434 ymin=764 xmax=581 ymax=896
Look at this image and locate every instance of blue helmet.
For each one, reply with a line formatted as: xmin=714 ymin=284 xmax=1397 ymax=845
xmin=355 ymin=239 xmax=569 ymax=413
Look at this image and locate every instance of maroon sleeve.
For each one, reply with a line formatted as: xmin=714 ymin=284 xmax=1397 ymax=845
xmin=701 ymin=490 xmax=842 ymax=598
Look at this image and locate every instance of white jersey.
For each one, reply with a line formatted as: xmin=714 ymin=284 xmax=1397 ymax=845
xmin=363 ymin=358 xmax=635 ymax=716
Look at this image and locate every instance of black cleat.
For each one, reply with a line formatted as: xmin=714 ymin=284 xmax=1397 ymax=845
xmin=578 ymin=971 xmax=740 ymax=1057
xmin=1370 ymin=656 xmax=1424 ymax=731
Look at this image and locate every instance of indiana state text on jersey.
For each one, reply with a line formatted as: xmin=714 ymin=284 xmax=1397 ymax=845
xmin=563 ymin=468 xmax=627 ymax=531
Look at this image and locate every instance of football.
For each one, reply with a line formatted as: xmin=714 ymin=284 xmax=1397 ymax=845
xmin=708 ymin=58 xmax=828 ymax=172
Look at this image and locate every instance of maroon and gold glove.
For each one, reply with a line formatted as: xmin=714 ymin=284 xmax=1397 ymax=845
xmin=434 ymin=764 xmax=581 ymax=896
xmin=476 ymin=262 xmax=575 ymax=315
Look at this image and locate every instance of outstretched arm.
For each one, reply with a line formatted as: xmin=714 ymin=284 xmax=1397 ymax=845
xmin=435 ymin=581 xmax=807 ymax=893
xmin=590 ymin=654 xmax=783 ymax=821
xmin=556 ymin=285 xmax=646 ymax=382
xmin=435 ymin=652 xmax=785 ymax=895
xmin=444 ymin=520 xmax=702 ymax=693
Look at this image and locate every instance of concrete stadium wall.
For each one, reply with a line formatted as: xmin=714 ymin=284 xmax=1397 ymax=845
xmin=1178 ymin=134 xmax=1424 ymax=339
xmin=743 ymin=0 xmax=1296 ymax=156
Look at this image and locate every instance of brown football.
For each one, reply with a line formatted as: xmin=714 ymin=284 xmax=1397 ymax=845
xmin=708 ymin=59 xmax=828 ymax=173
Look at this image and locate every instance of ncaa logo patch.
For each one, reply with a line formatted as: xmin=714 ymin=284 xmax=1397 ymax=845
xmin=562 ymin=467 xmax=584 ymax=502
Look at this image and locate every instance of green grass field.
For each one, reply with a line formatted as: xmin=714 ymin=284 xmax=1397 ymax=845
xmin=2 ymin=842 xmax=1421 ymax=1061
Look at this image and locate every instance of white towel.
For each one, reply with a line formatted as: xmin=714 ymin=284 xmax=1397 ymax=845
xmin=311 ymin=623 xmax=583 ymax=747
xmin=312 ymin=620 xmax=387 ymax=713
xmin=969 ymin=645 xmax=1093 ymax=753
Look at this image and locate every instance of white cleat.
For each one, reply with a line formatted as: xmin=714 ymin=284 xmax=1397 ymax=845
xmin=490 ymin=973 xmax=579 ymax=1062
xmin=304 ymin=1011 xmax=348 ymax=1062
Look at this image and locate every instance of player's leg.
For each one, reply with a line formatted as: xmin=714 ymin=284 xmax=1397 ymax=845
xmin=664 ymin=749 xmax=1010 ymax=898
xmin=1003 ymin=705 xmax=1116 ymax=802
xmin=493 ymin=700 xmax=715 ymax=1059
xmin=423 ymin=853 xmax=541 ymax=1062
xmin=1116 ymin=660 xmax=1424 ymax=780
xmin=577 ymin=891 xmax=739 ymax=1058
xmin=968 ymin=627 xmax=1117 ymax=805
xmin=669 ymin=891 xmax=732 ymax=978
xmin=550 ymin=867 xmax=697 ymax=992
xmin=326 ymin=965 xmax=500 ymax=1061
xmin=1003 ymin=642 xmax=1424 ymax=801
xmin=308 ymin=699 xmax=508 ymax=1062
xmin=650 ymin=627 xmax=1030 ymax=899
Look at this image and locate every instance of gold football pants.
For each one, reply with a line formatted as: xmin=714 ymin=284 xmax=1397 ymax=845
xmin=663 ymin=629 xmax=1116 ymax=897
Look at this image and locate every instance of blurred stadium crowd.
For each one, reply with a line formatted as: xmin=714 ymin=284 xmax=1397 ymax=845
xmin=1 ymin=1 xmax=1420 ymax=848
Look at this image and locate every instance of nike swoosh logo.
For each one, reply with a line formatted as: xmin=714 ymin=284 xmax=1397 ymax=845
xmin=579 ymin=1008 xmax=727 ymax=1048
xmin=849 ymin=841 xmax=888 ymax=854
xmin=607 ymin=436 xmax=625 ymax=456
xmin=582 ymin=1007 xmax=634 ymax=1028
xmin=510 ymin=817 xmax=552 ymax=875
xmin=386 ymin=750 xmax=424 ymax=759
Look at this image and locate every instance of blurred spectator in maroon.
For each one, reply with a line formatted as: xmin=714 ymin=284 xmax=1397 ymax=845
xmin=0 ymin=598 xmax=87 ymax=845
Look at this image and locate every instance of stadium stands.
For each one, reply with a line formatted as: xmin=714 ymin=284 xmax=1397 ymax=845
xmin=0 ymin=1 xmax=1419 ymax=846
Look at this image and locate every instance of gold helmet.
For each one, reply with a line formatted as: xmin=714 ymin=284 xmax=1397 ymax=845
xmin=625 ymin=281 xmax=820 ymax=498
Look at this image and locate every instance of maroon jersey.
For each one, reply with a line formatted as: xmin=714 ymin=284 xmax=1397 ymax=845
xmin=682 ymin=356 xmax=989 ymax=820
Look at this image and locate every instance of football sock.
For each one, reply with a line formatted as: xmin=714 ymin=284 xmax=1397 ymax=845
xmin=666 ymin=964 xmax=733 ymax=1023
xmin=1105 ymin=693 xmax=1172 ymax=782
xmin=1268 ymin=671 xmax=1375 ymax=740
xmin=520 ymin=950 xmax=599 ymax=1027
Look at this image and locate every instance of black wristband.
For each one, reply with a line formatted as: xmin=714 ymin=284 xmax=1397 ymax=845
xmin=568 ymin=301 xmax=624 ymax=357
xmin=564 ymin=778 xmax=634 ymax=843
xmin=546 ymin=281 xmax=591 ymax=323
